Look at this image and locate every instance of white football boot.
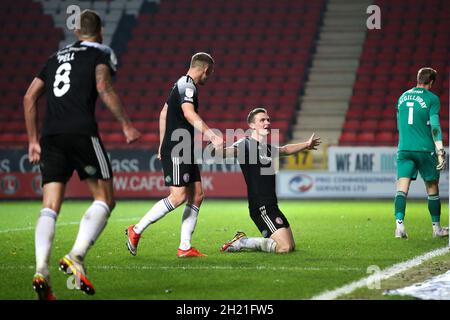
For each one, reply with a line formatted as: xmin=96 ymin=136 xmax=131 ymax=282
xmin=395 ymin=220 xmax=408 ymax=239
xmin=432 ymin=225 xmax=449 ymax=238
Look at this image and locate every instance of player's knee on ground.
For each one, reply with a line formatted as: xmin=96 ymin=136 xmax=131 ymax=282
xmin=275 ymin=241 xmax=295 ymax=253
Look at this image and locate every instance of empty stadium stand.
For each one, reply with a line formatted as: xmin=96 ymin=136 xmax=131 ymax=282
xmin=111 ymin=0 xmax=325 ymax=148
xmin=293 ymin=0 xmax=372 ymax=148
xmin=0 ymin=0 xmax=324 ymax=150
xmin=0 ymin=0 xmax=63 ymax=147
xmin=340 ymin=0 xmax=450 ymax=146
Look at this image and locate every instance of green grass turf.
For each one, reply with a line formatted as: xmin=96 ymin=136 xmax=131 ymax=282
xmin=0 ymin=200 xmax=448 ymax=300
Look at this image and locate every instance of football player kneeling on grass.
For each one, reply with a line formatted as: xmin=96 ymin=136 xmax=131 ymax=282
xmin=216 ymin=108 xmax=321 ymax=253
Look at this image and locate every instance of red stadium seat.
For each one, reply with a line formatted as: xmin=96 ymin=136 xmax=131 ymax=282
xmin=343 ymin=120 xmax=360 ymax=132
xmin=339 ymin=131 xmax=357 ymax=146
xmin=378 ymin=119 xmax=397 ymax=131
xmin=375 ymin=132 xmax=395 ymax=146
xmin=356 ymin=132 xmax=376 ymax=145
xmin=360 ymin=120 xmax=379 ymax=131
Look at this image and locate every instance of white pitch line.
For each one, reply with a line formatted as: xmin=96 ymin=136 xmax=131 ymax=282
xmin=311 ymin=246 xmax=450 ymax=300
xmin=0 ymin=217 xmax=140 ymax=234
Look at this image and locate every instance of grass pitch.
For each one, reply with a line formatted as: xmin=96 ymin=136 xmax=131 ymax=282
xmin=0 ymin=200 xmax=448 ymax=300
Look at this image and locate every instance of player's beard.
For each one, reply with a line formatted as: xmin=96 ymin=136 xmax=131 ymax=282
xmin=198 ymin=75 xmax=208 ymax=85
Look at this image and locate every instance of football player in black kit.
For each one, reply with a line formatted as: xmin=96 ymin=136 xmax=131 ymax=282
xmin=126 ymin=53 xmax=223 ymax=258
xmin=219 ymin=108 xmax=321 ymax=253
xmin=24 ymin=10 xmax=141 ymax=299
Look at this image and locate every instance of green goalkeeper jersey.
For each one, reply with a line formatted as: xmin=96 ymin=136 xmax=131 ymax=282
xmin=397 ymin=87 xmax=440 ymax=152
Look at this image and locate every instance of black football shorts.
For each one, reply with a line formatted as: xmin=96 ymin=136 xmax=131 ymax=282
xmin=250 ymin=204 xmax=290 ymax=238
xmin=39 ymin=134 xmax=112 ymax=185
xmin=160 ymin=155 xmax=201 ymax=187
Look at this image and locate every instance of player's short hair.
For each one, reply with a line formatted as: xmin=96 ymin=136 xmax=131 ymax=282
xmin=78 ymin=9 xmax=102 ymax=37
xmin=190 ymin=52 xmax=214 ymax=68
xmin=247 ymin=108 xmax=268 ymax=124
xmin=417 ymin=67 xmax=437 ymax=85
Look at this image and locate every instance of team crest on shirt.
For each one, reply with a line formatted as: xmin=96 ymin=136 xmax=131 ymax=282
xmin=185 ymin=88 xmax=194 ymax=98
xmin=183 ymin=173 xmax=190 ymax=183
xmin=84 ymin=166 xmax=97 ymax=176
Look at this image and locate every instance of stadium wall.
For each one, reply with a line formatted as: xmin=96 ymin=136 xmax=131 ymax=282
xmin=1 ymin=147 xmax=448 ymax=200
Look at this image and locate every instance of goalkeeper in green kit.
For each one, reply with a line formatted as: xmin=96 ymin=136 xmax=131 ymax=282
xmin=394 ymin=67 xmax=448 ymax=238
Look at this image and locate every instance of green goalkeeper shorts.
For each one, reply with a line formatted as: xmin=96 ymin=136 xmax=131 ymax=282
xmin=397 ymin=150 xmax=439 ymax=182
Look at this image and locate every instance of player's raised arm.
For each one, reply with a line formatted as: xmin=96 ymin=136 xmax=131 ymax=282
xmin=95 ymin=64 xmax=141 ymax=144
xmin=429 ymin=95 xmax=446 ymax=170
xmin=278 ymin=133 xmax=322 ymax=156
xmin=23 ymin=77 xmax=45 ymax=164
xmin=181 ymin=102 xmax=223 ymax=146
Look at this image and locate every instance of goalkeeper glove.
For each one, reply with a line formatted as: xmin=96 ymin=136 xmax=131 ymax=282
xmin=436 ymin=148 xmax=446 ymax=170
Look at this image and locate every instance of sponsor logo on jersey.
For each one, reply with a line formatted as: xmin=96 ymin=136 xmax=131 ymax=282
xmin=185 ymin=88 xmax=194 ymax=98
xmin=1 ymin=175 xmax=19 ymax=195
xmin=259 ymin=155 xmax=272 ymax=163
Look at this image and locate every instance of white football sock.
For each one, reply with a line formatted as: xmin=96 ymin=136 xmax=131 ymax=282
xmin=240 ymin=237 xmax=277 ymax=253
xmin=179 ymin=204 xmax=199 ymax=250
xmin=432 ymin=222 xmax=441 ymax=229
xmin=134 ymin=198 xmax=175 ymax=234
xmin=70 ymin=200 xmax=110 ymax=261
xmin=35 ymin=208 xmax=58 ymax=278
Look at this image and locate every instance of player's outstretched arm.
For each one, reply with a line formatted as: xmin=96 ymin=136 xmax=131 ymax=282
xmin=157 ymin=103 xmax=168 ymax=160
xmin=279 ymin=133 xmax=322 ymax=156
xmin=23 ymin=77 xmax=45 ymax=164
xmin=181 ymin=102 xmax=223 ymax=146
xmin=205 ymin=143 xmax=239 ymax=159
xmin=95 ymin=64 xmax=141 ymax=144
